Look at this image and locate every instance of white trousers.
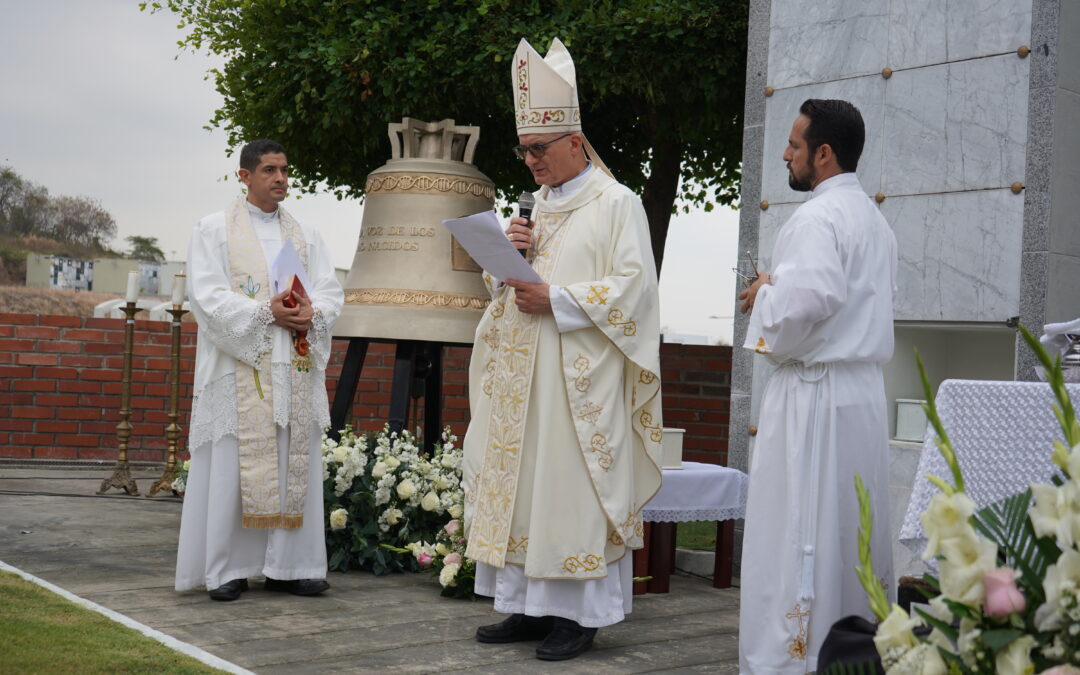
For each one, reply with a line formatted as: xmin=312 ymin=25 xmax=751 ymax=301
xmin=475 ymin=556 xmax=633 ymax=628
xmin=175 ymin=426 xmax=327 ymax=591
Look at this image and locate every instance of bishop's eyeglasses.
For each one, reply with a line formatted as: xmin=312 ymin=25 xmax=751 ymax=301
xmin=512 ymin=133 xmax=573 ymax=160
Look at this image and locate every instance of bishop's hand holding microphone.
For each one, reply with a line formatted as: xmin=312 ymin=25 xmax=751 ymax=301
xmin=506 ymin=190 xmax=535 ymax=258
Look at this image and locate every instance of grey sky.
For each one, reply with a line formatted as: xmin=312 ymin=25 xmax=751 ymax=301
xmin=0 ymin=0 xmax=739 ymax=343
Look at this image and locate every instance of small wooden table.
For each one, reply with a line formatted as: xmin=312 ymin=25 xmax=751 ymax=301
xmin=633 ymin=462 xmax=748 ymax=594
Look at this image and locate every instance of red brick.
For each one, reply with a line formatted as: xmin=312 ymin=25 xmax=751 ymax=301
xmin=64 ymin=329 xmax=107 ymax=341
xmin=85 ymin=317 xmax=124 ymax=329
xmin=0 ymin=352 xmax=11 ymax=363
xmin=54 ymin=434 xmax=99 ymax=447
xmin=0 ymin=446 xmax=32 ymax=458
xmin=38 ymin=341 xmax=83 ymax=354
xmin=133 ymin=345 xmax=169 ymax=357
xmin=0 ymin=313 xmax=36 ymax=325
xmin=35 ymin=367 xmax=78 ymax=380
xmin=131 ymin=397 xmax=166 ymax=409
xmin=12 ymin=380 xmax=56 ymax=392
xmin=13 ymin=433 xmax=54 ymax=445
xmin=36 ymin=394 xmax=78 ymax=407
xmin=58 ymin=408 xmax=104 ymax=420
xmin=0 ymin=338 xmax=36 ymax=351
xmin=132 ymin=371 xmax=166 ymax=384
xmin=77 ymin=448 xmax=121 ymax=460
xmin=0 ymin=325 xmax=13 ymax=337
xmin=39 ymin=315 xmax=83 ymax=327
xmin=0 ymin=418 xmax=34 ymax=431
xmin=59 ymin=380 xmax=100 ymax=394
xmin=59 ymin=355 xmax=103 ymax=368
xmin=82 ymin=370 xmax=122 ymax=382
xmin=12 ymin=407 xmax=52 ymax=419
xmin=38 ymin=421 xmax=79 ymax=433
xmin=85 ymin=342 xmax=124 ymax=355
xmin=81 ymin=422 xmax=121 ymax=435
xmin=80 ymin=395 xmax=121 ymax=408
xmin=16 ymin=353 xmax=57 ymax=366
xmin=15 ymin=326 xmax=60 ymax=339
xmin=146 ymin=358 xmax=173 ymax=371
xmin=33 ymin=446 xmax=78 ymax=459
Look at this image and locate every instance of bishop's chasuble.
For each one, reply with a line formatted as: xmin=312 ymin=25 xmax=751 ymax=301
xmin=463 ymin=168 xmax=663 ymax=586
xmin=739 ymin=173 xmax=897 ymax=673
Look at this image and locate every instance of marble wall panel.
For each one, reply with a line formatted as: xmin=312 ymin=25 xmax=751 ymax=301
xmin=761 ymin=75 xmax=886 ymax=204
xmin=885 ymin=190 xmax=1023 ymax=322
xmin=756 ymin=202 xmax=802 ymax=270
xmin=882 ymin=55 xmax=1029 ymax=196
xmin=945 ymin=0 xmax=1033 ymax=62
xmin=887 ymin=0 xmax=947 ymax=70
xmin=1059 ymin=0 xmax=1080 ymax=94
xmin=767 ymin=0 xmax=889 ymax=90
xmin=1050 ymin=88 xmax=1080 ymax=257
xmin=1046 ymin=253 xmax=1080 ymax=324
xmin=944 ymin=54 xmax=1030 ymax=192
xmin=881 ymin=64 xmax=948 ymax=195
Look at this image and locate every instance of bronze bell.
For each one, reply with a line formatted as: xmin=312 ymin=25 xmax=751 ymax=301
xmin=336 ymin=118 xmax=495 ymax=343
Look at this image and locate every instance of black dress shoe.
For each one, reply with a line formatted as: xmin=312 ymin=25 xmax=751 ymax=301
xmin=263 ymin=577 xmax=330 ymax=596
xmin=208 ymin=578 xmax=248 ymax=601
xmin=535 ymin=618 xmax=597 ymax=661
xmin=475 ymin=613 xmax=554 ymax=643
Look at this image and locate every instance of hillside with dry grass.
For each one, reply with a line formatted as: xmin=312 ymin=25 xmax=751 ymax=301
xmin=0 ymin=286 xmax=129 ymax=317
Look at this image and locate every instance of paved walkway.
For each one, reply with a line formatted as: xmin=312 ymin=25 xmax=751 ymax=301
xmin=0 ymin=465 xmax=740 ymax=673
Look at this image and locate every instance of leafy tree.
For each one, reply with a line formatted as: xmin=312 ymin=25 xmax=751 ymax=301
xmin=144 ymin=0 xmax=748 ymax=271
xmin=52 ymin=196 xmax=117 ymax=249
xmin=126 ymin=235 xmax=166 ymax=262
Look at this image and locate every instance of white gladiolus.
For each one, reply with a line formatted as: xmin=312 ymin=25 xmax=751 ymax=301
xmin=920 ymin=491 xmax=977 ymax=560
xmin=994 ymin=635 xmax=1035 ymax=675
xmin=1035 ymin=549 xmax=1080 ymax=631
xmin=329 ymin=508 xmax=348 ymax=530
xmin=938 ymin=536 xmax=998 ymax=606
xmin=1030 ymin=481 xmax=1080 ymax=549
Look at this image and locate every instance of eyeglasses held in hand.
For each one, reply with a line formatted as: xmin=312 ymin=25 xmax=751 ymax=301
xmin=512 ymin=133 xmax=573 ymax=160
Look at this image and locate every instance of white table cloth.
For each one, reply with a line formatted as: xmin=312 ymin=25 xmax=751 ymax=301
xmin=899 ymin=379 xmax=1080 ymax=556
xmin=642 ymin=461 xmax=748 ymax=523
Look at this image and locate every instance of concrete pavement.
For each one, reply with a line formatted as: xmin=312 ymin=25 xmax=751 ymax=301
xmin=0 ymin=464 xmax=740 ymax=673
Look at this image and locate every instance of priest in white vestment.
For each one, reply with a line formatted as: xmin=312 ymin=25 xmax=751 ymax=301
xmin=176 ymin=139 xmax=344 ymax=601
xmin=463 ymin=38 xmax=663 ymax=661
xmin=737 ymin=99 xmax=897 ymax=673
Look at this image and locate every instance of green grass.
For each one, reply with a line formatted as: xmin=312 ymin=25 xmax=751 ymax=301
xmin=0 ymin=571 xmax=227 ymax=674
xmin=675 ymin=521 xmax=717 ymax=551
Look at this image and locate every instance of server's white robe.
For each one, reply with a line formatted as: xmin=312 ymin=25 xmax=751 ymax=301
xmin=175 ymin=203 xmax=343 ymax=592
xmin=739 ymin=173 xmax=897 ymax=673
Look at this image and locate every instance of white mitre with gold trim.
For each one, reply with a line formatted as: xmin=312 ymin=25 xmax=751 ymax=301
xmin=512 ymin=37 xmax=612 ymax=176
xmin=513 ymin=37 xmax=580 ymax=134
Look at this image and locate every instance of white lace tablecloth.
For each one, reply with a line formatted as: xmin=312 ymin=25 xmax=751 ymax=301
xmin=642 ymin=461 xmax=748 ymax=522
xmin=899 ymin=379 xmax=1080 ymax=556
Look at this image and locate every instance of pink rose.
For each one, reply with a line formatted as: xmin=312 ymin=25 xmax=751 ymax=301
xmin=983 ymin=567 xmax=1026 ymax=617
xmin=417 ymin=552 xmax=433 ymax=568
xmin=444 ymin=519 xmax=460 ymax=536
xmin=444 ymin=553 xmax=461 ymax=565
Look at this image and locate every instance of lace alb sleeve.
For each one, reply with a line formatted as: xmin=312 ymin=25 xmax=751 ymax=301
xmin=204 ymin=297 xmax=275 ymax=368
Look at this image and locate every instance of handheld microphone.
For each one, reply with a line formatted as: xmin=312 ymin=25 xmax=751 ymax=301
xmin=517 ymin=191 xmax=535 ymax=258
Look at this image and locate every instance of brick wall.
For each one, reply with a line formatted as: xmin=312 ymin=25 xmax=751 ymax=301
xmin=0 ymin=313 xmax=732 ymax=465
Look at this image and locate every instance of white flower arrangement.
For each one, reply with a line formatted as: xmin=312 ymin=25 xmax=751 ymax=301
xmin=851 ymin=328 xmax=1080 ymax=674
xmin=170 ymin=458 xmax=190 ymax=496
xmin=321 ymin=424 xmax=474 ymax=595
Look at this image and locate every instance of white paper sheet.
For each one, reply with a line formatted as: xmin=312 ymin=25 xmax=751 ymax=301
xmin=441 ymin=210 xmax=543 ymax=284
xmin=270 ymin=239 xmax=312 ymax=295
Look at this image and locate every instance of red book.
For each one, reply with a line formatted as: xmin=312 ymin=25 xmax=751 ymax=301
xmin=281 ymin=273 xmax=308 ymax=309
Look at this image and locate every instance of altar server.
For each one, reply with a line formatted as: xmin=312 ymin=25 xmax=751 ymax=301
xmin=737 ymin=99 xmax=898 ymax=673
xmin=175 ymin=139 xmax=344 ymax=601
xmin=463 ymin=38 xmax=663 ymax=661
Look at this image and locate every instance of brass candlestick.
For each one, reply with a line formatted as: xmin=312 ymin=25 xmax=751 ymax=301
xmin=99 ymin=301 xmax=141 ymax=495
xmin=147 ymin=304 xmax=188 ymax=497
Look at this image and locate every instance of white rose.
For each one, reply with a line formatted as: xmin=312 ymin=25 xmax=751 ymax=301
xmin=435 ymin=475 xmax=451 ymax=490
xmin=386 ymin=456 xmax=401 ymax=470
xmin=329 ymin=508 xmax=348 ymax=531
xmin=439 ymin=562 xmax=461 ymax=588
xmin=182 ymin=459 xmax=190 ymax=471
xmin=421 ymin=491 xmax=440 ymax=512
xmin=397 ymin=479 xmax=416 ymax=500
xmin=920 ymin=491 xmax=977 ymax=560
xmin=1035 ymin=549 xmax=1080 ymax=631
xmin=372 ymin=461 xmax=387 ymax=479
xmin=441 ymin=454 xmax=456 ymax=469
xmin=994 ymin=635 xmax=1036 ymax=675
xmin=435 ymin=542 xmax=450 ymax=557
xmin=332 ymin=446 xmax=348 ymax=464
xmin=449 ymin=504 xmax=463 ymax=519
xmin=385 ymin=508 xmax=402 ymax=525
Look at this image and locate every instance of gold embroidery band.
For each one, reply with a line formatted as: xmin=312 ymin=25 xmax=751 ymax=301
xmin=365 ymin=172 xmax=494 ymax=199
xmin=242 ymin=513 xmax=304 ymax=529
xmin=563 ymin=554 xmax=603 ymax=574
xmin=345 ymin=288 xmax=489 ymax=311
xmin=607 ymin=308 xmax=637 ymax=336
